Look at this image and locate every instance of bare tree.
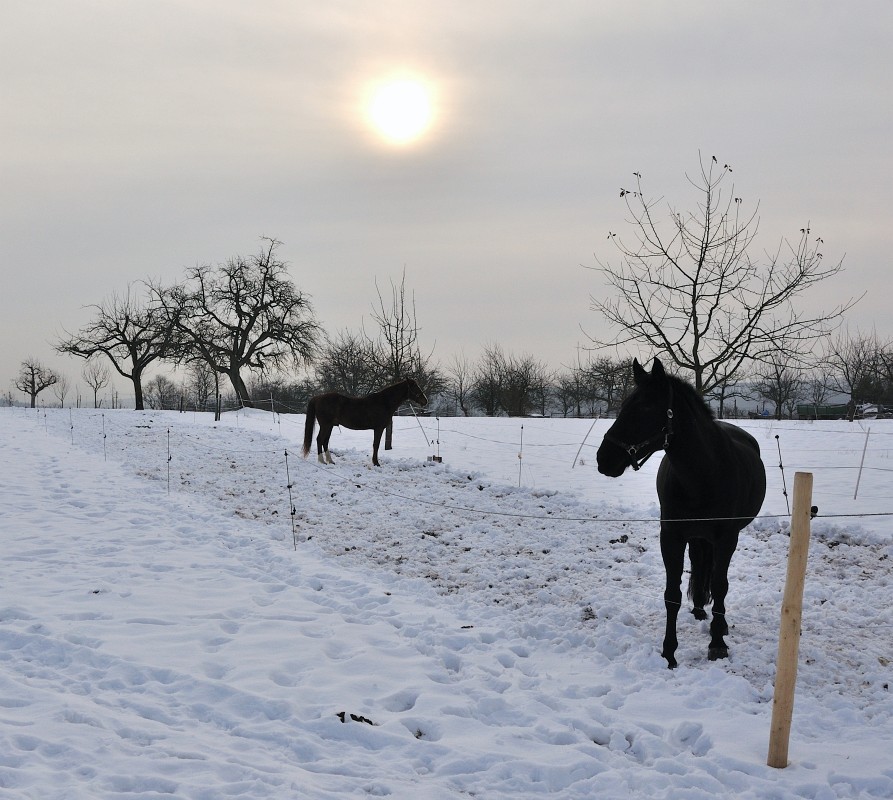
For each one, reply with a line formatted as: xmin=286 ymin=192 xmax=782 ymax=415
xmin=470 ymin=345 xmax=548 ymax=417
xmin=144 ymin=374 xmax=180 ymax=410
xmin=82 ymin=361 xmax=111 ymax=408
xmin=878 ymin=340 xmax=893 ymax=406
xmin=365 ymin=270 xmax=439 ymax=390
xmin=14 ymin=358 xmax=58 ymax=408
xmin=152 ymin=238 xmax=319 ymax=408
xmin=528 ymin=361 xmax=554 ymax=416
xmin=471 ymin=346 xmax=502 ymax=416
xmin=315 ymin=329 xmax=379 ymax=396
xmin=496 ymin=354 xmax=550 ymax=416
xmin=365 ymin=271 xmax=442 ymax=447
xmin=185 ymin=360 xmax=216 ymax=412
xmin=496 ymin=351 xmax=535 ymax=416
xmin=554 ymin=367 xmax=585 ymax=417
xmin=248 ymin=374 xmax=317 ymax=414
xmin=51 ymin=374 xmax=71 ymax=408
xmin=444 ymin=352 xmax=474 ymax=416
xmin=56 ymin=285 xmax=178 ymax=410
xmin=825 ymin=328 xmax=883 ymax=418
xmin=551 ymin=352 xmax=634 ymax=418
xmin=587 ymin=355 xmax=635 ymax=414
xmin=753 ymin=354 xmax=805 ymax=420
xmin=589 ymin=155 xmax=856 ymax=395
xmin=801 ymin=370 xmax=833 ymax=416
xmin=706 ymin=370 xmax=753 ymax=419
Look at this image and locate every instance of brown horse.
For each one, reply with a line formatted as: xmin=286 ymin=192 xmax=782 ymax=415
xmin=302 ymin=378 xmax=428 ymax=466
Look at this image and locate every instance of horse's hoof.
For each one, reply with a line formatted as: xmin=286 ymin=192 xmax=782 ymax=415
xmin=661 ymin=651 xmax=678 ymax=669
xmin=317 ymin=454 xmax=326 ymax=464
xmin=691 ymin=607 xmax=708 ymax=621
xmin=708 ymin=646 xmax=729 ymax=661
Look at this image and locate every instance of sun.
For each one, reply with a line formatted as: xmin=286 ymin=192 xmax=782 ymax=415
xmin=365 ymin=77 xmax=435 ymax=146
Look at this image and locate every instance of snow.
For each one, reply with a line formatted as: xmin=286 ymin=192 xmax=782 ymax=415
xmin=1 ymin=406 xmax=891 ymax=799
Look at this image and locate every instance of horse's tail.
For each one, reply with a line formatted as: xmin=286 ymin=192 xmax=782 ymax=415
xmin=686 ymin=540 xmax=714 ymax=607
xmin=302 ymin=398 xmax=316 ymax=458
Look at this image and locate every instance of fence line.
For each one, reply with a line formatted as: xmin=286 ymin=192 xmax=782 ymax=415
xmin=42 ymin=406 xmax=893 ymax=524
xmin=172 ymin=423 xmax=893 ymax=524
xmin=304 ymin=458 xmax=893 ymax=524
xmin=24 ymin=408 xmax=893 ymax=636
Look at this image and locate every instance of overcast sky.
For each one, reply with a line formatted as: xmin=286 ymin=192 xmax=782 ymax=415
xmin=2 ymin=1 xmax=891 ymax=403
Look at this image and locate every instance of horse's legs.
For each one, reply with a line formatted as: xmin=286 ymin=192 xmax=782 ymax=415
xmin=372 ymin=427 xmax=384 ymax=466
xmin=660 ymin=529 xmax=686 ymax=669
xmin=687 ymin=539 xmax=712 ymax=621
xmin=707 ymin=532 xmax=739 ymax=661
xmin=322 ymin=422 xmax=334 ymax=463
xmin=317 ymin=423 xmax=335 ymax=464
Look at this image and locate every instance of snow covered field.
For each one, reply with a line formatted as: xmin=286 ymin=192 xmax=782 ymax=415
xmin=1 ymin=406 xmax=891 ymax=799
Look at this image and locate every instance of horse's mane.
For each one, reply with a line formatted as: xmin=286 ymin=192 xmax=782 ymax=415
xmin=664 ymin=372 xmax=715 ymax=422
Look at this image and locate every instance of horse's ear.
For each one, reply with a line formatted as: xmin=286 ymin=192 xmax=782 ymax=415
xmin=651 ymin=357 xmax=666 ymax=381
xmin=633 ymin=358 xmax=648 ymax=385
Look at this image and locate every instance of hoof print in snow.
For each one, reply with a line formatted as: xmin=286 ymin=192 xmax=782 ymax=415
xmin=336 ymin=711 xmax=376 ymax=726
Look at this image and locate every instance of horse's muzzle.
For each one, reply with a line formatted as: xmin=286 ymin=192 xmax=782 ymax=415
xmin=596 ymin=442 xmax=628 ymax=477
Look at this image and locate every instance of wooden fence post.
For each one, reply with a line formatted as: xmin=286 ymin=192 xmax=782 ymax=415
xmin=767 ymin=471 xmax=814 ymax=768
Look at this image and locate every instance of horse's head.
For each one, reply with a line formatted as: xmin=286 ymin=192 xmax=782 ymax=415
xmin=405 ymin=378 xmax=429 ymax=407
xmin=596 ymin=357 xmax=674 ymax=476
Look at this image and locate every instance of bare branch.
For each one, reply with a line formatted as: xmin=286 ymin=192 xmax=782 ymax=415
xmin=149 ymin=238 xmax=320 ymax=408
xmin=56 ymin=283 xmax=177 ymax=410
xmin=14 ymin=358 xmax=59 ymax=408
xmin=587 ymin=155 xmax=857 ymax=395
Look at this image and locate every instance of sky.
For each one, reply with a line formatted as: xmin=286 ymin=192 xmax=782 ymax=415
xmin=2 ymin=1 xmax=891 ymax=402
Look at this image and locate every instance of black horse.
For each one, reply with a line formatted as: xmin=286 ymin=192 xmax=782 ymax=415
xmin=302 ymin=378 xmax=428 ymax=467
xmin=596 ymin=358 xmax=766 ymax=668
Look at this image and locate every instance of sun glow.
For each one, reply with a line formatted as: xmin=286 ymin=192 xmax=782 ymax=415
xmin=365 ymin=77 xmax=435 ymax=146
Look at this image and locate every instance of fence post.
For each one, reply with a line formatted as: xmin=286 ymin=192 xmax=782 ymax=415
xmin=767 ymin=471 xmax=814 ymax=769
xmin=853 ymin=427 xmax=871 ymax=500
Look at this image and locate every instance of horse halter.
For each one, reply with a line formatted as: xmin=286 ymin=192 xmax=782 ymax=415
xmin=603 ymin=382 xmax=675 ymax=471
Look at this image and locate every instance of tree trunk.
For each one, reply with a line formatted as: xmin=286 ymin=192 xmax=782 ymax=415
xmin=693 ymin=367 xmax=705 ymax=396
xmin=228 ymin=369 xmax=254 ymax=409
xmin=132 ymin=371 xmax=145 ymax=411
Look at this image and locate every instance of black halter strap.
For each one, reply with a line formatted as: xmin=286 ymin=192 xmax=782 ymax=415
xmin=604 ymin=382 xmax=675 ymax=471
